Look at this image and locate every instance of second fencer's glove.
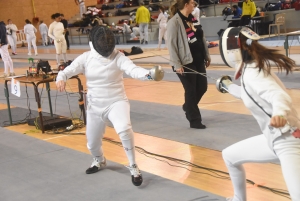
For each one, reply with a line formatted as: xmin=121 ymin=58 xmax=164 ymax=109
xmin=221 ymin=79 xmax=233 ymax=91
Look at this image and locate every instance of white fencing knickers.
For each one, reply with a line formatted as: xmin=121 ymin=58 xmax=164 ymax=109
xmin=0 ymin=45 xmax=14 ymax=74
xmin=7 ymin=34 xmax=17 ymax=53
xmin=86 ymin=99 xmax=136 ymax=165
xmin=158 ymin=24 xmax=167 ymax=49
xmin=222 ymin=133 xmax=300 ymax=201
xmin=54 ymin=38 xmax=67 ymax=54
xmin=26 ymin=35 xmax=37 ymax=54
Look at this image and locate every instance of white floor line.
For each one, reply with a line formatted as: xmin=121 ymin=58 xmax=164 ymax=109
xmin=43 ymin=135 xmax=68 ymax=141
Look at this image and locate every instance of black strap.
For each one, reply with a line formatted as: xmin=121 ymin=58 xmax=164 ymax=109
xmin=241 ymin=64 xmax=272 ymax=118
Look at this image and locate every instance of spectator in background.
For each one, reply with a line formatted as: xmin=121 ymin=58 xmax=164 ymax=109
xmin=60 ymin=14 xmax=70 ymax=50
xmin=0 ymin=21 xmax=14 ymax=77
xmin=228 ymin=5 xmax=242 ymax=27
xmin=39 ymin=20 xmax=49 ymax=46
xmin=24 ymin=19 xmax=38 ymax=56
xmin=192 ymin=2 xmax=201 ymax=25
xmin=75 ymin=0 xmax=86 ymax=18
xmin=6 ymin=19 xmax=18 ymax=55
xmin=48 ymin=13 xmax=67 ymax=66
xmin=136 ymin=1 xmax=151 ymax=44
xmin=240 ymin=0 xmax=256 ymax=26
xmin=157 ymin=5 xmax=168 ymax=50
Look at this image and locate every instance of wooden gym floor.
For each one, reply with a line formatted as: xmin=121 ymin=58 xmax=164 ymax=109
xmin=1 ymin=45 xmax=300 ymax=201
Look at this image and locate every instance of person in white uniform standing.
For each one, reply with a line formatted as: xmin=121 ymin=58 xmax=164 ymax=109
xmin=0 ymin=21 xmax=14 ymax=78
xmin=24 ymin=19 xmax=38 ymax=56
xmin=39 ymin=20 xmax=49 ymax=46
xmin=75 ymin=0 xmax=86 ymax=18
xmin=6 ymin=19 xmax=18 ymax=55
xmin=56 ymin=25 xmax=164 ymax=186
xmin=48 ymin=13 xmax=67 ymax=66
xmin=157 ymin=5 xmax=168 ymax=50
xmin=218 ymin=27 xmax=300 ymax=201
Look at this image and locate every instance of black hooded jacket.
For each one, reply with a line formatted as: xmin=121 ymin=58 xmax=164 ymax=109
xmin=0 ymin=21 xmax=8 ymax=45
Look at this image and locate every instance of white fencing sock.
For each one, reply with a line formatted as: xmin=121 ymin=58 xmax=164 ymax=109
xmin=56 ymin=54 xmax=60 ymax=65
xmin=119 ymin=129 xmax=136 ymax=166
xmin=63 ymin=53 xmax=67 ymax=62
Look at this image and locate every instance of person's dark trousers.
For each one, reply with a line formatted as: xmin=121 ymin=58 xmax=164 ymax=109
xmin=239 ymin=15 xmax=251 ymax=26
xmin=65 ymin=31 xmax=70 ymax=49
xmin=176 ymin=60 xmax=207 ymax=123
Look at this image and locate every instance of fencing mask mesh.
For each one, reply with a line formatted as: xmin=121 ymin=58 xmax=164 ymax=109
xmin=91 ymin=25 xmax=115 ymax=57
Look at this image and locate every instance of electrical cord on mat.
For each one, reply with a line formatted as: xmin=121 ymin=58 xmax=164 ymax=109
xmin=102 ymin=137 xmax=291 ymax=200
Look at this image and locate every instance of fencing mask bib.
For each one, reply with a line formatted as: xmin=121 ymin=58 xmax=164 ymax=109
xmin=219 ymin=26 xmax=260 ymax=79
xmin=90 ymin=25 xmax=116 ymax=57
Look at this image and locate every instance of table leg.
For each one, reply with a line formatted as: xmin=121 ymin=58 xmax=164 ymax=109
xmin=33 ymin=84 xmax=45 ymax=133
xmin=46 ymin=82 xmax=53 ymax=117
xmin=4 ymin=80 xmax=13 ymax=125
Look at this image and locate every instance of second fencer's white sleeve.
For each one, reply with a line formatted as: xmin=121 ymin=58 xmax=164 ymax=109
xmin=117 ymin=53 xmax=150 ymax=80
xmin=48 ymin=23 xmax=56 ymax=40
xmin=56 ymin=53 xmax=86 ymax=83
xmin=227 ymin=84 xmax=242 ymax=99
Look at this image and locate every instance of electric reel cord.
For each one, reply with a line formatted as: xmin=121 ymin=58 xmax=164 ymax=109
xmin=102 ymin=137 xmax=290 ymax=199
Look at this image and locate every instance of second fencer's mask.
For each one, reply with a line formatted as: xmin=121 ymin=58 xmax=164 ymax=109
xmin=219 ymin=27 xmax=260 ymax=79
xmin=90 ymin=25 xmax=115 ymax=57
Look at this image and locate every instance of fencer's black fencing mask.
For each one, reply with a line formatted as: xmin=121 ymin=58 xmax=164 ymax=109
xmin=90 ymin=25 xmax=115 ymax=57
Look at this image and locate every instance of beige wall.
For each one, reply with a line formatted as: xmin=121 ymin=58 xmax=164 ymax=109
xmin=0 ymin=0 xmax=96 ymax=38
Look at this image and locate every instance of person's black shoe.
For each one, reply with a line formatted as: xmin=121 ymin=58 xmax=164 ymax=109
xmin=182 ymin=104 xmax=186 ymax=112
xmin=190 ymin=120 xmax=206 ymax=129
xmin=145 ymin=41 xmax=148 ymax=45
xmin=140 ymin=39 xmax=144 ymax=44
xmin=86 ymin=157 xmax=106 ymax=174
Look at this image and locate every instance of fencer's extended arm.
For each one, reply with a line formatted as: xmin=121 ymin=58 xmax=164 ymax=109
xmin=117 ymin=53 xmax=150 ymax=80
xmin=227 ymin=84 xmax=242 ymax=99
xmin=56 ymin=54 xmax=86 ymax=82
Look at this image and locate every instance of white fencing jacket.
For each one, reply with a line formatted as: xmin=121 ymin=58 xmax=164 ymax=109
xmin=157 ymin=12 xmax=168 ymax=28
xmin=56 ymin=42 xmax=150 ymax=113
xmin=48 ymin=21 xmax=65 ymax=40
xmin=6 ymin=24 xmax=18 ymax=37
xmin=24 ymin=24 xmax=37 ymax=38
xmin=228 ymin=62 xmax=300 ymax=149
xmin=39 ymin=23 xmax=49 ymax=35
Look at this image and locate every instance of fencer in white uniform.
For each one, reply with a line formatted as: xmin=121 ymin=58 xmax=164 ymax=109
xmin=0 ymin=21 xmax=14 ymax=77
xmin=218 ymin=27 xmax=300 ymax=201
xmin=75 ymin=0 xmax=86 ymax=18
xmin=56 ymin=25 xmax=163 ymax=186
xmin=157 ymin=6 xmax=168 ymax=50
xmin=39 ymin=20 xmax=49 ymax=46
xmin=48 ymin=13 xmax=67 ymax=66
xmin=6 ymin=19 xmax=18 ymax=55
xmin=192 ymin=2 xmax=200 ymax=25
xmin=24 ymin=19 xmax=38 ymax=56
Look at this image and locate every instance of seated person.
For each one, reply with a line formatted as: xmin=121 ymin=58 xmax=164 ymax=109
xmin=228 ymin=5 xmax=242 ymax=27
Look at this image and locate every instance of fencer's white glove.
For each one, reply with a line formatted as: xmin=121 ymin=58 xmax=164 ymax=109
xmin=221 ymin=79 xmax=233 ymax=90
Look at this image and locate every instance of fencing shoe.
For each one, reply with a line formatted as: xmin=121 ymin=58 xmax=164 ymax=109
xmin=126 ymin=164 xmax=143 ymax=186
xmin=86 ymin=157 xmax=106 ymax=174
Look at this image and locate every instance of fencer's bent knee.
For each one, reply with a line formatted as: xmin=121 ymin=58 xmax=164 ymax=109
xmin=118 ymin=129 xmax=134 ymax=141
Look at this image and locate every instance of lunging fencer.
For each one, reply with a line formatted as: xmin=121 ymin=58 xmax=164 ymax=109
xmin=218 ymin=27 xmax=300 ymax=201
xmin=56 ymin=25 xmax=164 ymax=186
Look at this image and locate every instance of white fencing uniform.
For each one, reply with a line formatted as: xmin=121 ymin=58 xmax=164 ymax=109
xmin=78 ymin=0 xmax=86 ymax=18
xmin=48 ymin=21 xmax=67 ymax=64
xmin=39 ymin=23 xmax=49 ymax=46
xmin=56 ymin=42 xmax=151 ymax=165
xmin=6 ymin=23 xmax=18 ymax=54
xmin=0 ymin=45 xmax=14 ymax=75
xmin=223 ymin=62 xmax=300 ymax=201
xmin=157 ymin=12 xmax=168 ymax=49
xmin=24 ymin=24 xmax=38 ymax=55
